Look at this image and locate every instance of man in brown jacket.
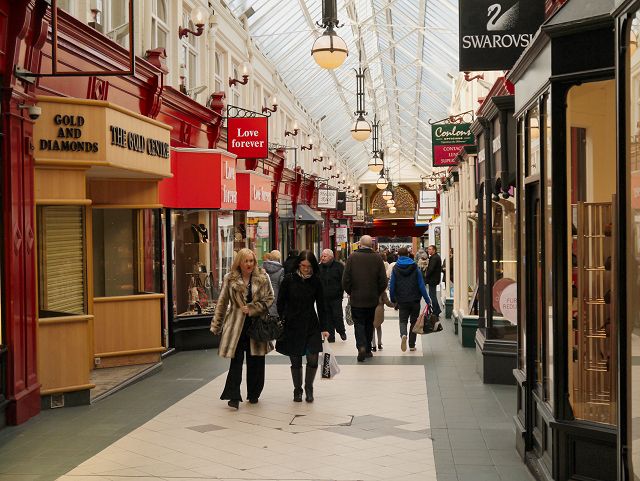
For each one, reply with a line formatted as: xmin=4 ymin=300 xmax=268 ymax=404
xmin=342 ymin=235 xmax=388 ymax=362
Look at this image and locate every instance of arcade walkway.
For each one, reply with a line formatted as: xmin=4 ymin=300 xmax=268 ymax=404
xmin=0 ymin=309 xmax=532 ymax=481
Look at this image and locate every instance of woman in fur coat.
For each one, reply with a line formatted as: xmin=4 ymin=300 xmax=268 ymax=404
xmin=276 ymin=251 xmax=329 ymax=403
xmin=211 ymin=248 xmax=274 ymax=409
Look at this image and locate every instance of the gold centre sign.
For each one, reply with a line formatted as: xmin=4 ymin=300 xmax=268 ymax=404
xmin=34 ymin=96 xmax=172 ymax=178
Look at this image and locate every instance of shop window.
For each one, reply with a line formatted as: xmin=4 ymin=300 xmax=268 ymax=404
xmin=527 ymin=105 xmax=541 ymax=177
xmin=92 ymin=209 xmax=162 ymax=298
xmin=247 ymin=214 xmax=270 ymax=264
xmin=566 ymin=80 xmax=617 ymax=426
xmin=172 ymin=210 xmax=224 ymax=318
xmin=37 ymin=205 xmax=87 ymax=318
xmin=543 ymin=94 xmax=554 ymax=406
xmin=217 ymin=212 xmax=235 ymax=288
xmin=517 ymin=117 xmax=526 ymax=370
xmin=467 ymin=218 xmax=478 ymax=313
xmin=628 ymin=12 xmax=640 ymax=475
xmin=151 ymin=0 xmax=169 ymax=50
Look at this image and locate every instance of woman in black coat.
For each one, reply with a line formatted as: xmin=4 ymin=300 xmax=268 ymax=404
xmin=276 ymin=250 xmax=329 ymax=403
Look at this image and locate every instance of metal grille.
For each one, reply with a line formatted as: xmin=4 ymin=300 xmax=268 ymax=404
xmin=571 ymin=202 xmax=616 ymax=425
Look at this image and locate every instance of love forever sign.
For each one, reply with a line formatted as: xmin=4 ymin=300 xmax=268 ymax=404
xmin=227 ymin=117 xmax=268 ymax=159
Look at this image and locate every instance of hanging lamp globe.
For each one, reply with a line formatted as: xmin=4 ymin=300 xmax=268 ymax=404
xmin=351 ymin=115 xmax=371 ymax=142
xmin=389 ymin=205 xmax=397 ymax=214
xmin=368 ymin=153 xmax=384 ymax=173
xmin=311 ymin=26 xmax=349 ymax=69
xmin=382 ymin=189 xmax=393 ymax=201
xmin=386 ymin=198 xmax=395 ymax=207
xmin=376 ymin=175 xmax=388 ymax=190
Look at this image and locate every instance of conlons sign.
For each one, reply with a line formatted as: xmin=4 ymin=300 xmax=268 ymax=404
xmin=431 ymin=123 xmax=475 ymax=167
xmin=227 ymin=117 xmax=268 ymax=159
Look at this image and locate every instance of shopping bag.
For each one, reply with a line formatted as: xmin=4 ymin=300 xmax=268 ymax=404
xmin=345 ymin=299 xmax=354 ymax=326
xmin=414 ymin=304 xmax=443 ymax=335
xmin=321 ymin=341 xmax=341 ymax=379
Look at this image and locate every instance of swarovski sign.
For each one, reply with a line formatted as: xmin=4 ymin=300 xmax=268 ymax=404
xmin=459 ymin=0 xmax=544 ymax=71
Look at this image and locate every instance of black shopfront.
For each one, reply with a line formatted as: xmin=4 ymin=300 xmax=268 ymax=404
xmin=472 ymin=83 xmax=519 ymax=386
xmin=509 ymin=1 xmax=618 ymax=480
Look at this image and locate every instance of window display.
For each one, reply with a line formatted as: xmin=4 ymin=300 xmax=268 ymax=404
xmin=37 ymin=205 xmax=86 ymax=318
xmin=93 ymin=208 xmax=161 ymax=298
xmin=566 ymin=81 xmax=617 ymax=425
xmin=172 ymin=210 xmax=235 ymax=319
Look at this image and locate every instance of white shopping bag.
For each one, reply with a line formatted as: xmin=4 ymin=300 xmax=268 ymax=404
xmin=321 ymin=341 xmax=340 ymax=379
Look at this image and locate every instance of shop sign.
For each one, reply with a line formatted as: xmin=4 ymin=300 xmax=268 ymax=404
xmin=355 ymin=210 xmax=365 ymax=222
xmin=336 ymin=191 xmax=346 ymax=211
xmin=227 ymin=117 xmax=268 ymax=159
xmin=420 ymin=190 xmax=438 ymax=208
xmin=459 ymin=0 xmax=544 ymax=71
xmin=159 ymin=150 xmax=238 ymax=209
xmin=499 ymin=283 xmax=518 ymax=325
xmin=432 ymin=123 xmax=474 ymax=167
xmin=336 ymin=227 xmax=348 ymax=244
xmin=34 ymin=97 xmax=171 ymax=178
xmin=236 ymin=171 xmax=271 ymax=212
xmin=318 ymin=188 xmax=338 ymax=209
xmin=492 ymin=136 xmax=501 ymax=154
xmin=257 ymin=221 xmax=269 ymax=239
xmin=344 ymin=200 xmax=357 ymax=216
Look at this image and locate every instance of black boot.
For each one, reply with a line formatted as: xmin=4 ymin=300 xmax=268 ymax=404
xmin=291 ymin=367 xmax=303 ymax=402
xmin=304 ymin=366 xmax=318 ymax=403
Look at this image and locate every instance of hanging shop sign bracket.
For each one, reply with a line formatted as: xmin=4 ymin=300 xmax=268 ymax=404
xmin=428 ymin=109 xmax=475 ymax=126
xmin=15 ymin=0 xmax=136 ymax=80
xmin=226 ymin=105 xmax=273 ymax=119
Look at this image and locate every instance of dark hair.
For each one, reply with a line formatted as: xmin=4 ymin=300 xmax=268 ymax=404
xmin=294 ymin=250 xmax=320 ymax=274
xmin=428 ymin=244 xmax=438 ymax=253
xmin=288 ymin=249 xmax=299 ymax=259
xmin=398 ymin=247 xmax=409 ymax=257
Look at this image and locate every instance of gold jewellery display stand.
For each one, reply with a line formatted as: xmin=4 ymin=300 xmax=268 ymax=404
xmin=571 ymin=201 xmax=617 ymax=425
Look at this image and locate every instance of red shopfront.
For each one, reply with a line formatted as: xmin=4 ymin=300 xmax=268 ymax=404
xmin=0 ymin=4 xmax=223 ymax=424
xmin=159 ymin=149 xmax=240 ymax=350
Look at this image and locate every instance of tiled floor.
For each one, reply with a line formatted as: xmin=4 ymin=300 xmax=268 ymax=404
xmin=0 ymin=306 xmax=533 ymax=481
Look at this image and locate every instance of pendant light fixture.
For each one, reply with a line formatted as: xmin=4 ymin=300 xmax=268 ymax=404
xmin=368 ymin=116 xmax=384 ymax=173
xmin=382 ymin=188 xmax=393 ymax=201
xmin=351 ymin=62 xmax=371 ymax=141
xmin=389 ymin=205 xmax=397 ymax=214
xmin=311 ymin=0 xmax=348 ymax=69
xmin=376 ymin=166 xmax=389 ymax=190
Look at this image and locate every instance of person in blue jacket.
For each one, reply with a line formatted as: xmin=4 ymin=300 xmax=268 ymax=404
xmin=389 ymin=246 xmax=431 ymax=352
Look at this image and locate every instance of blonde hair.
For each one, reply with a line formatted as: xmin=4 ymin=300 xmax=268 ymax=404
xmin=231 ymin=248 xmax=258 ymax=273
xmin=269 ymin=249 xmax=282 ymax=262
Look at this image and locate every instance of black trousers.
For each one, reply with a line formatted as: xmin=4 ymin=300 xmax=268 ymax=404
xmin=428 ymin=284 xmax=441 ymax=315
xmin=220 ymin=330 xmax=265 ymax=402
xmin=398 ymin=301 xmax=420 ymax=349
xmin=324 ymin=298 xmax=346 ymax=339
xmin=350 ymin=306 xmax=376 ymax=352
xmin=289 ymin=353 xmax=319 ymax=369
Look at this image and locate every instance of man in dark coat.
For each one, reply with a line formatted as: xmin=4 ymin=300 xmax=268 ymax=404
xmin=425 ymin=245 xmax=442 ymax=317
xmin=342 ymin=235 xmax=388 ymax=362
xmin=283 ymin=249 xmax=299 ymax=274
xmin=389 ymin=247 xmax=431 ymax=352
xmin=319 ymin=249 xmax=346 ymax=342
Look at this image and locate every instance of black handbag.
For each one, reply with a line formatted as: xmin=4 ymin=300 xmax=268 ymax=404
xmin=247 ymin=314 xmax=284 ymax=342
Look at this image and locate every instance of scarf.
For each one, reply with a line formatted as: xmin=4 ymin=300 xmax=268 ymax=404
xmin=297 ymin=269 xmax=312 ymax=280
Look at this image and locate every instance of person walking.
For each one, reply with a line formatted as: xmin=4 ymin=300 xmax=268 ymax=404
xmin=342 ymin=235 xmax=388 ymax=362
xmin=263 ymin=250 xmax=285 ymax=316
xmin=372 ymin=289 xmax=395 ymax=351
xmin=276 ymin=251 xmax=329 ymax=403
xmin=425 ymin=245 xmax=443 ymax=317
xmin=389 ymin=247 xmax=431 ymax=352
xmin=210 ymin=248 xmax=275 ymax=409
xmin=283 ymin=249 xmax=299 ymax=274
xmin=319 ymin=249 xmax=347 ymax=342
